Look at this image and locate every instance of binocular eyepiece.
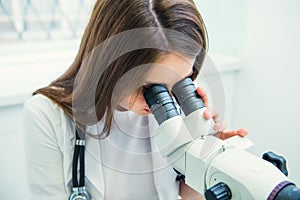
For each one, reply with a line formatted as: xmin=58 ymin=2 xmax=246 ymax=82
xmin=143 ymin=78 xmax=205 ymax=124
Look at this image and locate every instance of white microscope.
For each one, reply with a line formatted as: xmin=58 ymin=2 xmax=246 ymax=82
xmin=143 ymin=78 xmax=300 ymax=200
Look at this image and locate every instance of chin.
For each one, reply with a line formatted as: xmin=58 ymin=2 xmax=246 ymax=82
xmin=133 ymin=110 xmax=150 ymax=116
xmin=138 ymin=112 xmax=150 ymax=116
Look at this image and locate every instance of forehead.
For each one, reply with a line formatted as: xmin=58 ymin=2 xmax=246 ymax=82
xmin=145 ymin=53 xmax=195 ymax=87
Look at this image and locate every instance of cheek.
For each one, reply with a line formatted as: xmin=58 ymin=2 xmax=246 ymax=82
xmin=129 ymin=94 xmax=146 ymax=107
xmin=118 ymin=93 xmax=147 ymax=110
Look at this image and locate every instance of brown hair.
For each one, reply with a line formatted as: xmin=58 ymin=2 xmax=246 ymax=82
xmin=34 ymin=0 xmax=208 ymax=138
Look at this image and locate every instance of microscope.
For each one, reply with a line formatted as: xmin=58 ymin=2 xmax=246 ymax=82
xmin=144 ymin=78 xmax=300 ymax=200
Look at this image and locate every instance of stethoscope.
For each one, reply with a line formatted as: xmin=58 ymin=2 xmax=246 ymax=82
xmin=69 ymin=128 xmax=91 ymax=200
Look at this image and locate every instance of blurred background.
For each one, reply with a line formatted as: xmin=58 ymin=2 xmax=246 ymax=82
xmin=0 ymin=0 xmax=299 ymax=199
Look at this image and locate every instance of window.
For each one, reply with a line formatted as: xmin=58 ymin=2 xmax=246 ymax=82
xmin=0 ymin=0 xmax=95 ymax=42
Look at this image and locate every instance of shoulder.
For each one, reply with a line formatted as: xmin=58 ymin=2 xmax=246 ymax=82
xmin=23 ymin=94 xmax=73 ymax=147
xmin=23 ymin=92 xmax=72 ymax=127
xmin=24 ymin=93 xmax=62 ymax=114
xmin=23 ymin=94 xmax=68 ymax=124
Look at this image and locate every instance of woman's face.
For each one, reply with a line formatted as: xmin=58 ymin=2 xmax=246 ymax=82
xmin=118 ymin=53 xmax=195 ymax=115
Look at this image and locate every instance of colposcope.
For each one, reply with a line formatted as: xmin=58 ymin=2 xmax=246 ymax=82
xmin=144 ymin=78 xmax=300 ymax=200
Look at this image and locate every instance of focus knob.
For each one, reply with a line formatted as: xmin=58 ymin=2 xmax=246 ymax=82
xmin=205 ymin=182 xmax=232 ymax=200
xmin=262 ymin=151 xmax=288 ymax=176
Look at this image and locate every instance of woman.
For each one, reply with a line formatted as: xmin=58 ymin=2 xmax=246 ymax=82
xmin=23 ymin=0 xmax=247 ymax=199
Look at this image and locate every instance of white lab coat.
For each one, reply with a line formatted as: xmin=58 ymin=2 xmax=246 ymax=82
xmin=23 ymin=94 xmax=179 ymax=200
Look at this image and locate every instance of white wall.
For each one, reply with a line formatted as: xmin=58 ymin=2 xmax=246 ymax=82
xmin=235 ymin=0 xmax=300 ymax=185
xmin=197 ymin=0 xmax=300 ymax=185
xmin=0 ymin=105 xmax=27 ymax=200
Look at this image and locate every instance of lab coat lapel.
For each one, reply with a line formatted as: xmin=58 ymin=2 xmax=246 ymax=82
xmin=85 ymin=135 xmax=105 ymax=199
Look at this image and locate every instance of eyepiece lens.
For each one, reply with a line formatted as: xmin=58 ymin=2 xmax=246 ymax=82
xmin=172 ymin=78 xmax=205 ymax=116
xmin=143 ymin=84 xmax=179 ymax=124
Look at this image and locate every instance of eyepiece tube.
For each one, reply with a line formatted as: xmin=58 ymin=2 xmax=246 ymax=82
xmin=172 ymin=78 xmax=205 ymax=116
xmin=143 ymin=84 xmax=180 ymax=124
xmin=272 ymin=182 xmax=300 ymax=200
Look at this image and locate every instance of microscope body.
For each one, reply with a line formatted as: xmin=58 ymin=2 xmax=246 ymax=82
xmin=144 ymin=78 xmax=300 ymax=200
xmin=153 ymin=107 xmax=290 ymax=199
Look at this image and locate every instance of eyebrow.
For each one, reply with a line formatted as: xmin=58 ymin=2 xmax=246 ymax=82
xmin=143 ymin=82 xmax=167 ymax=88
